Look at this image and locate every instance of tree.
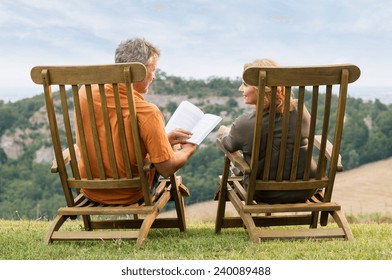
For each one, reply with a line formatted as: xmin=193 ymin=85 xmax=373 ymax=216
xmin=0 ymin=148 xmax=7 ymax=164
xmin=361 ymin=128 xmax=391 ymax=163
xmin=165 ymin=101 xmax=178 ymax=115
xmin=375 ymin=109 xmax=392 ymax=138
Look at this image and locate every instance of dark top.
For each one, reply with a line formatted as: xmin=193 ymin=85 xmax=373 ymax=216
xmin=221 ymin=104 xmax=317 ymax=203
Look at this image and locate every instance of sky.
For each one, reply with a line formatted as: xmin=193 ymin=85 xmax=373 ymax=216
xmin=1 ymin=0 xmax=391 ymax=102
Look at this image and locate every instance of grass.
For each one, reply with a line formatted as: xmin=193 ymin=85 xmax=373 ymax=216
xmin=1 ymin=214 xmax=391 ymax=260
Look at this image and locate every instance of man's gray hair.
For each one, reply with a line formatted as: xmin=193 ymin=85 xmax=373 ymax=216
xmin=115 ymin=38 xmax=160 ymax=66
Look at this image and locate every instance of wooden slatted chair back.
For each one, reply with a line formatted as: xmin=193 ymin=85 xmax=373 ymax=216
xmin=30 ymin=63 xmax=151 ymax=206
xmin=242 ymin=64 xmax=361 ymax=205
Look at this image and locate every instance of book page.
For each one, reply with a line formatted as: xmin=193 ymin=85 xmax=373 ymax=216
xmin=165 ymin=100 xmax=222 ymax=145
xmin=187 ymin=114 xmax=222 ymax=145
xmin=165 ymin=101 xmax=204 ymax=133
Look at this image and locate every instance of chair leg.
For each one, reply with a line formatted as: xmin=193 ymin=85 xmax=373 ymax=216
xmin=320 ymin=211 xmax=329 ymax=226
xmin=215 ymin=184 xmax=227 ymax=233
xmin=170 ymin=175 xmax=187 ymax=232
xmin=81 ymin=215 xmax=92 ymax=231
xmin=136 ymin=211 xmax=159 ymax=248
xmin=332 ymin=210 xmax=354 ymax=241
xmin=310 ymin=211 xmax=319 ymax=228
xmin=240 ymin=213 xmax=260 ymax=243
xmin=44 ymin=214 xmax=69 ymax=244
xmin=136 ymin=190 xmax=172 ymax=247
xmin=215 ymin=156 xmax=231 ymax=233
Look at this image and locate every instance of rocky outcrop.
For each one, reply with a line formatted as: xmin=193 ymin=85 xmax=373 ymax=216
xmin=0 ymin=105 xmax=53 ymax=163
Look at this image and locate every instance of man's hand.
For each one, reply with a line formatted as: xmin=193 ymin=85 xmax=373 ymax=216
xmin=167 ymin=128 xmax=193 ymax=145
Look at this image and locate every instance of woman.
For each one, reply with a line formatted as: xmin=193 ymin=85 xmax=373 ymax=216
xmin=217 ymin=58 xmax=317 ymax=204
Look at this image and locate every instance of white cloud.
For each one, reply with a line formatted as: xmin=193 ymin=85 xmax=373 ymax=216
xmin=0 ymin=0 xmax=391 ymax=102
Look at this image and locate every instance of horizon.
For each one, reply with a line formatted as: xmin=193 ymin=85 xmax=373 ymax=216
xmin=2 ymin=83 xmax=392 ymax=105
xmin=1 ymin=0 xmax=391 ymax=102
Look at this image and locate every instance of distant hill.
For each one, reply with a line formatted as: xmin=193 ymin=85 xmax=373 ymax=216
xmin=1 ymin=74 xmax=392 ymax=220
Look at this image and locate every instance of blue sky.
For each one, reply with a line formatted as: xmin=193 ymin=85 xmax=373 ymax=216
xmin=1 ymin=0 xmax=391 ymax=102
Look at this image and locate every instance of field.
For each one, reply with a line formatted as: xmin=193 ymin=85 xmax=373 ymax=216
xmin=0 ymin=218 xmax=391 ymax=260
xmin=1 ymin=158 xmax=391 ymax=261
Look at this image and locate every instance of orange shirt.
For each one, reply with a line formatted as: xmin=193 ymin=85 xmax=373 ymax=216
xmin=76 ymin=84 xmax=174 ymax=204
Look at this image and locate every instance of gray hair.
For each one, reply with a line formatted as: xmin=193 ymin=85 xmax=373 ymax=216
xmin=114 ymin=38 xmax=160 ymax=66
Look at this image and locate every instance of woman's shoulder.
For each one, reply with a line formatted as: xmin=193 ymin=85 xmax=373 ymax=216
xmin=232 ymin=111 xmax=256 ymax=129
xmin=236 ymin=110 xmax=255 ymax=121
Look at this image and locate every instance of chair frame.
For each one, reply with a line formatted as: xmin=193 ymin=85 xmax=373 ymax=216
xmin=215 ymin=64 xmax=360 ymax=242
xmin=31 ymin=63 xmax=188 ymax=247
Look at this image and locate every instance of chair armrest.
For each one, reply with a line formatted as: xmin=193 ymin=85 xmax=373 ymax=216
xmin=51 ymin=145 xmax=78 ymax=173
xmin=216 ymin=138 xmax=251 ymax=174
xmin=314 ymin=135 xmax=343 ymax=171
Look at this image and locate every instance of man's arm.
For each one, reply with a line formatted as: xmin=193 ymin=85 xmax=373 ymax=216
xmin=154 ymin=143 xmax=197 ymax=178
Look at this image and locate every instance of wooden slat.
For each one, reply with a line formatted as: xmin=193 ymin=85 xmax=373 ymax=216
xmin=124 ymin=67 xmax=152 ymax=205
xmin=51 ymin=230 xmax=139 ymax=240
xmin=314 ymin=135 xmax=342 ymax=170
xmin=255 ymin=178 xmax=329 ymax=191
xmin=243 ymin=202 xmax=340 ymax=213
xmin=220 ymin=215 xmax=314 ymax=228
xmin=247 ymin=71 xmax=266 ymax=204
xmin=262 ymin=88 xmax=277 ymax=180
xmin=255 ymin=228 xmax=346 ymax=240
xmin=216 ymin=139 xmax=250 ymax=174
xmin=290 ymin=86 xmax=304 ymax=180
xmin=276 ymin=86 xmax=291 ymax=181
xmin=42 ymin=71 xmax=75 ymax=207
xmin=73 ymin=85 xmax=92 ymax=179
xmin=90 ymin=218 xmax=184 ymax=230
xmin=59 ymin=85 xmax=80 ymax=179
xmin=303 ymin=86 xmax=318 ymax=180
xmin=30 ymin=63 xmax=146 ymax=84
xmin=67 ymin=177 xmax=142 ymax=189
xmin=113 ymin=83 xmax=133 ymax=178
xmin=316 ymin=85 xmax=332 ymax=179
xmin=324 ymin=69 xmax=349 ymax=202
xmin=232 ymin=180 xmax=249 ymax=202
xmin=58 ymin=205 xmax=154 ymax=215
xmin=253 ymin=215 xmax=312 ymax=227
xmin=243 ymin=64 xmax=360 ymax=87
xmin=85 ymin=84 xmax=106 ymax=179
xmin=99 ymin=84 xmax=119 ymax=179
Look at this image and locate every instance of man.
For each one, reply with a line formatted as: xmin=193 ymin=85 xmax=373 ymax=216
xmin=77 ymin=38 xmax=196 ymax=204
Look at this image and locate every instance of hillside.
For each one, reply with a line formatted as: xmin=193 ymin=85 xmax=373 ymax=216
xmin=164 ymin=157 xmax=392 ymax=222
xmin=1 ymin=76 xmax=392 ymax=220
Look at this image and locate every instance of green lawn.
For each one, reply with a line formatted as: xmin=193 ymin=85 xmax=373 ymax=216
xmin=1 ymin=217 xmax=391 ymax=260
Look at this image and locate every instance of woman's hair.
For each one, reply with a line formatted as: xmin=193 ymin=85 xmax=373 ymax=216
xmin=245 ymin=58 xmax=294 ymax=115
xmin=115 ymin=38 xmax=160 ymax=66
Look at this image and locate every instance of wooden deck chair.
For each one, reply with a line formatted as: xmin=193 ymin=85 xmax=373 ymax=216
xmin=30 ymin=63 xmax=189 ymax=247
xmin=215 ymin=64 xmax=360 ymax=242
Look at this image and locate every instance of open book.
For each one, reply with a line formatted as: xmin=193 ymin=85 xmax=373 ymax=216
xmin=165 ymin=101 xmax=222 ymax=145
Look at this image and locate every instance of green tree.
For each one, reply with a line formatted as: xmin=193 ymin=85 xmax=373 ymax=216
xmin=0 ymin=148 xmax=7 ymax=164
xmin=361 ymin=128 xmax=391 ymax=163
xmin=375 ymin=109 xmax=392 ymax=138
xmin=165 ymin=101 xmax=178 ymax=115
xmin=227 ymin=98 xmax=238 ymax=108
xmin=178 ymin=144 xmax=223 ymax=204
